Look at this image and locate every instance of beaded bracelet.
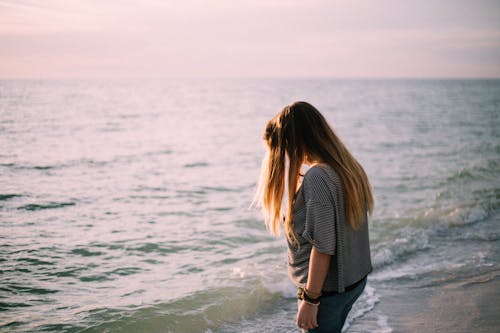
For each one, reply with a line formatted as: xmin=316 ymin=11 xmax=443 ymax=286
xmin=304 ymin=287 xmax=322 ymax=299
xmin=297 ymin=287 xmax=321 ymax=305
xmin=302 ymin=291 xmax=320 ymax=304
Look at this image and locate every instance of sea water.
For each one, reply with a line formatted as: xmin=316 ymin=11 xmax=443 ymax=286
xmin=1 ymin=79 xmax=499 ymax=332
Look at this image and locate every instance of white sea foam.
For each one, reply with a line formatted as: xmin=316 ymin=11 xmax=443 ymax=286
xmin=263 ymin=278 xmax=297 ymax=299
xmin=372 ymin=205 xmax=490 ymax=271
xmin=370 ymin=261 xmax=453 ymax=282
xmin=342 ymin=284 xmax=380 ymax=332
xmin=231 ymin=267 xmax=246 ymax=278
xmin=372 ymin=228 xmax=431 ymax=269
xmin=442 ymin=206 xmax=488 ymax=226
xmin=375 ymin=314 xmax=393 ymax=333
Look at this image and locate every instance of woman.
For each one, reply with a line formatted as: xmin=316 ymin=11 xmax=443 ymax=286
xmin=254 ymin=101 xmax=373 ymax=332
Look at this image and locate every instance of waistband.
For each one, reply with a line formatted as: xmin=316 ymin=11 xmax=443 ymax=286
xmin=298 ymin=275 xmax=367 ymax=299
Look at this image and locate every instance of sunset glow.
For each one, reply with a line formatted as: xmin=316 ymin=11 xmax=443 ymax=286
xmin=1 ymin=0 xmax=499 ymax=78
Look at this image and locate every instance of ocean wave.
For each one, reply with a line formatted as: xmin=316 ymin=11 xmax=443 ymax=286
xmin=125 ymin=242 xmax=189 ymax=255
xmin=17 ymin=257 xmax=55 ymax=266
xmin=48 ymin=267 xmax=88 ymax=278
xmin=79 ymin=274 xmax=113 ymax=283
xmin=0 ymin=162 xmax=56 ymax=170
xmin=473 ymin=187 xmax=500 ymax=211
xmin=445 ymin=168 xmax=477 ymax=182
xmin=31 ymin=165 xmax=53 ymax=170
xmin=372 ymin=252 xmax=498 ymax=288
xmin=261 ymin=276 xmax=297 ymax=298
xmin=0 ymin=148 xmax=173 ymax=173
xmin=370 ymin=207 xmax=499 ymax=286
xmin=143 ymin=149 xmax=173 ymax=156
xmin=0 ymin=193 xmax=22 ymax=201
xmin=157 ymin=210 xmax=197 ymax=217
xmin=131 ymin=184 xmax=169 ymax=193
xmin=70 ymin=248 xmax=104 ymax=257
xmin=6 ymin=283 xmax=59 ymax=295
xmin=200 ymin=186 xmax=244 ymax=193
xmin=183 ymin=161 xmax=210 ymax=168
xmin=0 ymin=159 xmax=105 ymax=171
xmin=372 ymin=228 xmax=431 ymax=269
xmin=0 ymin=162 xmax=16 ymax=168
xmin=441 ymin=206 xmax=488 ymax=226
xmin=0 ymin=301 xmax=32 ymax=310
xmin=372 ymin=205 xmax=492 ymax=269
xmin=2 ymin=283 xmax=281 ymax=332
xmin=173 ymin=185 xmax=248 ymax=199
xmin=73 ymin=284 xmax=280 ymax=333
xmin=17 ymin=201 xmax=76 ymax=211
xmin=441 ymin=159 xmax=499 ymax=187
xmin=107 ymin=267 xmax=142 ymax=277
xmin=343 ymin=284 xmax=381 ymax=333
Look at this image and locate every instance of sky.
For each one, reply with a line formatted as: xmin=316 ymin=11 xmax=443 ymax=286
xmin=1 ymin=0 xmax=499 ymax=79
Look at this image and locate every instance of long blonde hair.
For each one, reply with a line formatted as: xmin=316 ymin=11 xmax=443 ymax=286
xmin=254 ymin=101 xmax=374 ymax=245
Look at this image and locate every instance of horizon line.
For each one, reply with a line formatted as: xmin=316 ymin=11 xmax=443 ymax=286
xmin=1 ymin=75 xmax=500 ymax=81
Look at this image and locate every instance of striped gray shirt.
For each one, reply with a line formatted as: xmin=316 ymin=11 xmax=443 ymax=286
xmin=287 ymin=164 xmax=372 ymax=292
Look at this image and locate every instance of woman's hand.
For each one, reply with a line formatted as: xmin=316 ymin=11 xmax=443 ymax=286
xmin=296 ymin=301 xmax=319 ymax=331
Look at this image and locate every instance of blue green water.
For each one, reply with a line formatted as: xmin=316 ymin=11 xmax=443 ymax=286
xmin=1 ymin=79 xmax=499 ymax=332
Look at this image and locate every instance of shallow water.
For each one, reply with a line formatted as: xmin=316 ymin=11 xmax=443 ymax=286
xmin=1 ymin=79 xmax=499 ymax=332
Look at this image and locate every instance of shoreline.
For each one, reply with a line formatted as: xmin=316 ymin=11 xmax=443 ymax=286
xmin=373 ymin=273 xmax=500 ymax=332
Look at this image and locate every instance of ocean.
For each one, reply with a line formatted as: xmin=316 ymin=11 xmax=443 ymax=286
xmin=1 ymin=79 xmax=499 ymax=332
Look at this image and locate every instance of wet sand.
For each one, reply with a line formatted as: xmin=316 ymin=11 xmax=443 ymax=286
xmin=375 ymin=273 xmax=500 ymax=332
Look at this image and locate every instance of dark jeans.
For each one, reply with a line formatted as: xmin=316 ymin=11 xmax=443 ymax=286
xmin=298 ymin=277 xmax=367 ymax=333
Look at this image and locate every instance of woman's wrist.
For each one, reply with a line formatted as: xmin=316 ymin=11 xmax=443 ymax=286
xmin=304 ymin=287 xmax=322 ymax=299
xmin=302 ymin=292 xmax=320 ymax=304
xmin=302 ymin=299 xmax=320 ymax=306
xmin=298 ymin=287 xmax=321 ymax=304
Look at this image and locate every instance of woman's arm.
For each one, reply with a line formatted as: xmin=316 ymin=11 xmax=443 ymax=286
xmin=296 ymin=247 xmax=331 ymax=330
xmin=306 ymin=247 xmax=331 ymax=293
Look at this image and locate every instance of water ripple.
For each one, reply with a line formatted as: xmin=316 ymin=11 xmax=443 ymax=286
xmin=17 ymin=202 xmax=76 ymax=211
xmin=0 ymin=193 xmax=22 ymax=201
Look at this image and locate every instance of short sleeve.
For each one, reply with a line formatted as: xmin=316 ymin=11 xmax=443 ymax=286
xmin=301 ymin=167 xmax=337 ymax=255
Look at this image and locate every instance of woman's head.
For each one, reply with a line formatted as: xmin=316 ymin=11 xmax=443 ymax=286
xmin=256 ymin=101 xmax=373 ymax=245
xmin=263 ymin=101 xmax=338 ymax=164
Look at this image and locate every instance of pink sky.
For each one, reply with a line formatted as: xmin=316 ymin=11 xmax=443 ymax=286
xmin=1 ymin=0 xmax=499 ymax=79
